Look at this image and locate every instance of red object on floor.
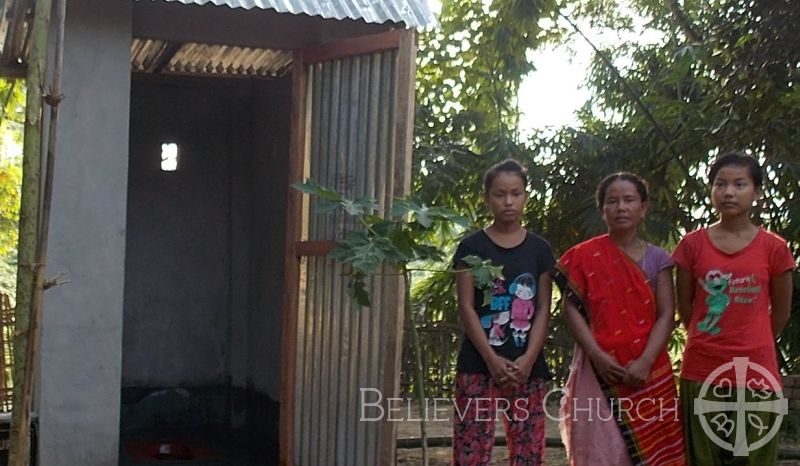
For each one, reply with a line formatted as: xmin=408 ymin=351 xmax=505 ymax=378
xmin=124 ymin=440 xmax=215 ymax=461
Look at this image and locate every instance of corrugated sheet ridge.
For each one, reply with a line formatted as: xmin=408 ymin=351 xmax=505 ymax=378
xmin=130 ymin=38 xmax=294 ymax=78
xmin=146 ymin=0 xmax=439 ymax=28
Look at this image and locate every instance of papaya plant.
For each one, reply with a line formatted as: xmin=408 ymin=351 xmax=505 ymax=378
xmin=292 ymin=179 xmax=503 ymax=465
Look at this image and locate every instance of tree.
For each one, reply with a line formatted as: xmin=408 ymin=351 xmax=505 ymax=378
xmin=0 ymin=78 xmax=25 ymax=296
xmin=414 ymin=0 xmax=562 ymax=198
xmin=537 ymin=0 xmax=800 ymax=371
xmin=407 ymin=0 xmax=800 ymax=386
xmin=408 ymin=0 xmax=577 ymax=391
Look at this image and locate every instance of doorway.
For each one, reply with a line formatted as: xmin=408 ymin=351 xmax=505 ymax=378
xmin=120 ymin=75 xmax=290 ymax=464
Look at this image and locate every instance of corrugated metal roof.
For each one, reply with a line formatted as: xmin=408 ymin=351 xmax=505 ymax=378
xmin=131 ymin=38 xmax=293 ymax=78
xmin=0 ymin=0 xmax=436 ymax=75
xmin=150 ymin=0 xmax=439 ymax=29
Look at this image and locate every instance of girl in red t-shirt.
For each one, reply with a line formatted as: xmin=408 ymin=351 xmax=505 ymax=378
xmin=673 ymin=151 xmax=795 ymax=466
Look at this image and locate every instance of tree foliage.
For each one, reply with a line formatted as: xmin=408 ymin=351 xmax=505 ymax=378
xmin=291 ymin=179 xmax=502 ymax=305
xmin=414 ymin=0 xmax=561 ymax=216
xmin=543 ymin=0 xmax=800 ymax=371
xmin=0 ymin=78 xmax=25 ymax=296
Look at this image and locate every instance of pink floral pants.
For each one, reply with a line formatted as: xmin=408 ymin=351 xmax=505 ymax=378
xmin=452 ymin=373 xmax=547 ymax=466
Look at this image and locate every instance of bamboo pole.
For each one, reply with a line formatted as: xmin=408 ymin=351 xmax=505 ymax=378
xmin=9 ymin=0 xmax=56 ymax=464
xmin=404 ymin=271 xmax=428 ymax=466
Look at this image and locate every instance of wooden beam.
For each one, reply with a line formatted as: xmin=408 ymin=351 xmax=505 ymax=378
xmin=132 ymin=1 xmax=388 ymax=51
xmin=302 ymin=29 xmax=404 ymax=64
xmin=0 ymin=64 xmax=27 ymax=79
xmin=294 ymin=240 xmax=336 ymax=257
xmin=377 ymin=28 xmax=417 ymax=466
xmin=279 ymin=51 xmax=308 ymax=466
xmin=150 ymin=40 xmax=183 ymax=74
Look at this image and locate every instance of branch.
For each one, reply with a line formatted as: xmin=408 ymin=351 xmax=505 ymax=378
xmin=0 ymin=80 xmax=17 ymax=123
xmin=558 ymin=8 xmax=716 ymax=232
xmin=558 ymin=11 xmax=675 ymax=150
xmin=667 ymin=0 xmax=704 ymax=43
xmin=43 ymin=273 xmax=69 ymax=290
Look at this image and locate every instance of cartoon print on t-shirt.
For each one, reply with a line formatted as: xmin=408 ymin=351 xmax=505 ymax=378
xmin=488 ymin=311 xmax=510 ymax=345
xmin=479 ymin=278 xmax=510 ymax=346
xmin=698 ymin=269 xmax=732 ymax=335
xmin=509 ymin=273 xmax=536 ymax=347
xmin=480 ymin=274 xmax=537 ymax=347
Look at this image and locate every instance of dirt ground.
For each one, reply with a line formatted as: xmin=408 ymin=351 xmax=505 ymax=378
xmin=394 ymin=400 xmax=566 ymax=466
xmin=394 ymin=400 xmax=800 ymax=466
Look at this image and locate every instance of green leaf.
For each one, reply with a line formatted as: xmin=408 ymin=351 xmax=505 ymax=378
xmin=390 ymin=197 xmax=418 ymax=218
xmin=368 ymin=218 xmax=397 ymax=236
xmin=291 ymin=179 xmax=343 ymax=202
xmin=339 ymin=199 xmax=365 ymax=216
xmin=347 ymin=270 xmax=371 ymax=307
xmin=415 ymin=206 xmax=434 ymax=228
xmin=461 ymin=255 xmax=503 ymax=306
xmin=389 ymin=228 xmax=417 ymax=260
xmin=412 ymin=244 xmax=445 ymax=262
xmin=392 ymin=196 xmax=469 ymax=231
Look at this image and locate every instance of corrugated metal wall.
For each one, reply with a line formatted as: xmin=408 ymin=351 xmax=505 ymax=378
xmin=294 ymin=50 xmax=400 ymax=465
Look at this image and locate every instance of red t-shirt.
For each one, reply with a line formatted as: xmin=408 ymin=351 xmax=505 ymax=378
xmin=672 ymin=228 xmax=795 ymax=386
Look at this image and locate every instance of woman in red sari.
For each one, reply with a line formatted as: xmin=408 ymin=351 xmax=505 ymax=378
xmin=552 ymin=173 xmax=685 ymax=466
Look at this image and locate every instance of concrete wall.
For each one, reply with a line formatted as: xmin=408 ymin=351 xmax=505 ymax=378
xmin=124 ymin=80 xmax=243 ymax=387
xmin=38 ymin=1 xmax=333 ymax=462
xmin=247 ymin=79 xmax=290 ymax=397
xmin=37 ymin=1 xmax=132 ymax=465
xmin=123 ymin=76 xmax=289 ymax=404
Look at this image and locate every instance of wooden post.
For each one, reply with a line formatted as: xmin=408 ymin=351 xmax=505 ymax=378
xmin=279 ymin=51 xmax=308 ymax=466
xmin=378 ymin=28 xmax=417 ymax=466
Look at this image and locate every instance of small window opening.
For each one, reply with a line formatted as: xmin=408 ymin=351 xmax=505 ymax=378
xmin=161 ymin=143 xmax=179 ymax=171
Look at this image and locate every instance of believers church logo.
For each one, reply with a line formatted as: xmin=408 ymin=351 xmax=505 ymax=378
xmin=694 ymin=357 xmax=787 ymax=456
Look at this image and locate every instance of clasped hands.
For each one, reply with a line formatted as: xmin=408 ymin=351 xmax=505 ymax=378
xmin=488 ymin=354 xmax=532 ymax=389
xmin=591 ymin=350 xmax=652 ymax=387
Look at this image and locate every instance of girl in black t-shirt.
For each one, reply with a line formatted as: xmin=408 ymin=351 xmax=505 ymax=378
xmin=452 ymin=159 xmax=555 ymax=465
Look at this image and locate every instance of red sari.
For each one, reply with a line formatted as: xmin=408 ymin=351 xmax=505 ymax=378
xmin=553 ymin=235 xmax=685 ymax=466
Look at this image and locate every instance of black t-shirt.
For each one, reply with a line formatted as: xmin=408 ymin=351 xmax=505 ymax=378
xmin=453 ymin=229 xmax=555 ymax=379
